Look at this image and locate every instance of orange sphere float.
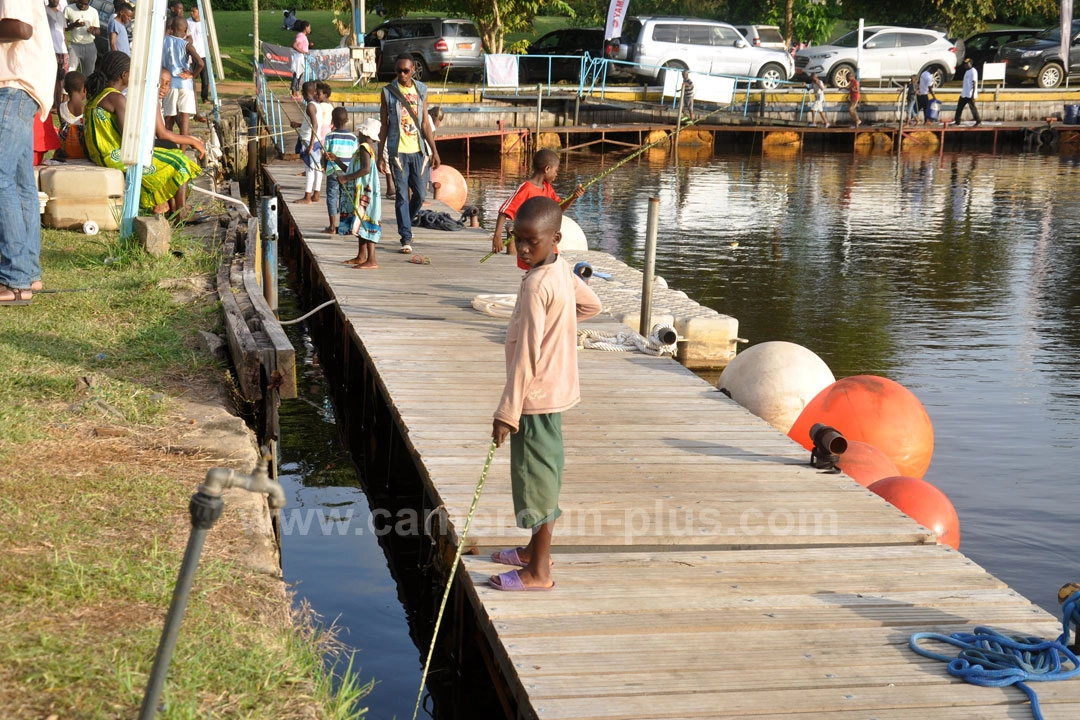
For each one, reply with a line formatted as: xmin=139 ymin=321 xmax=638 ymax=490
xmin=787 ymin=375 xmax=934 ymax=478
xmin=430 ymin=165 xmax=468 ymax=211
xmin=836 ymin=440 xmax=900 ymax=488
xmin=869 ymin=476 xmax=960 ymax=550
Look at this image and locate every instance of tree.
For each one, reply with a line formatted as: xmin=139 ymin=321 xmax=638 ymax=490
xmin=444 ymin=0 xmax=576 ymax=53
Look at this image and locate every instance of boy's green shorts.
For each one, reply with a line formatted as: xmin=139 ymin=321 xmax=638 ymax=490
xmin=510 ymin=412 xmax=564 ymax=529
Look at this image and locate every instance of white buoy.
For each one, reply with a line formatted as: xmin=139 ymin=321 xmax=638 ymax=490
xmin=717 ymin=341 xmax=835 ymax=434
xmin=82 ymin=220 xmax=99 ymax=236
xmin=559 ymin=215 xmax=588 ymax=251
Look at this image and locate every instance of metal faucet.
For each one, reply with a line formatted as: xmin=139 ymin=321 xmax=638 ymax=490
xmin=199 ymin=450 xmax=286 ymax=510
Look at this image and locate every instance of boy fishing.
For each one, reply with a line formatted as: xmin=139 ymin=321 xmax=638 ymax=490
xmin=489 ymin=197 xmax=602 ymax=592
xmin=490 ymin=148 xmax=584 ymax=256
xmin=322 ymin=106 xmax=358 ymax=234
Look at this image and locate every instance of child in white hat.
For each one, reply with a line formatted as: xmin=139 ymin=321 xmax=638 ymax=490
xmin=339 ymin=117 xmax=382 ymax=269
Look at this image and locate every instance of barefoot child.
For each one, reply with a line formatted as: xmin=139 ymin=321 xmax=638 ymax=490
xmin=56 ymin=71 xmax=88 ymax=160
xmin=322 ymin=107 xmax=358 ymax=234
xmin=336 ymin=118 xmax=382 ymax=269
xmin=489 ymin=197 xmax=602 ymax=591
xmin=490 ymin=148 xmax=584 ymax=256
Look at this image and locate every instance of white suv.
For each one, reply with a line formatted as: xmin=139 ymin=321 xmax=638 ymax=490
xmin=617 ymin=16 xmax=794 ymax=88
xmin=795 ymin=26 xmax=956 ymax=88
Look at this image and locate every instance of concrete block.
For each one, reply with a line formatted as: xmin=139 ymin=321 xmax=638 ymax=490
xmin=612 ymin=311 xmax=675 ymax=335
xmin=133 ymin=214 xmax=172 ymax=257
xmin=674 ymin=313 xmax=741 ymax=369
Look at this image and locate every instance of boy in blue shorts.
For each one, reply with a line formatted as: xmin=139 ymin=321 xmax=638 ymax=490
xmin=489 ymin=197 xmax=602 ymax=591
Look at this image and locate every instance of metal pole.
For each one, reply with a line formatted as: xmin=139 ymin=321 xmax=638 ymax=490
xmin=640 ymin=197 xmax=659 ymax=337
xmin=138 ymin=494 xmax=222 ymax=720
xmin=260 ymin=196 xmax=279 ymax=311
xmin=535 ymin=83 xmax=543 ymax=148
xmin=247 ymin=111 xmax=259 ymax=212
xmin=574 ymin=93 xmax=580 ymax=125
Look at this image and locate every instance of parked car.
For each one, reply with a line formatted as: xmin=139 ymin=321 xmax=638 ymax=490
xmin=733 ymin=24 xmax=787 ymax=51
xmin=521 ymin=27 xmax=630 ymax=83
xmin=996 ymin=20 xmax=1080 ymax=88
xmin=364 ymin=18 xmax=484 ymax=81
xmin=616 ymin=16 xmax=794 ymax=88
xmin=795 ymin=26 xmax=956 ymax=88
xmin=959 ymin=28 xmax=1041 ymax=78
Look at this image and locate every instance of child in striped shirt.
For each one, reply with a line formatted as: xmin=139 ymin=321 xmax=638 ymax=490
xmin=322 ymin=106 xmax=358 ymax=234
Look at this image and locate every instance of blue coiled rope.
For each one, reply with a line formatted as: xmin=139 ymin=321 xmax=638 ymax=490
xmin=909 ymin=590 xmax=1080 ymax=720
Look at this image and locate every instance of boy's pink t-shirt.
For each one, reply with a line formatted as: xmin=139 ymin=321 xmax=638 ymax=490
xmin=495 ymin=255 xmax=603 ymax=432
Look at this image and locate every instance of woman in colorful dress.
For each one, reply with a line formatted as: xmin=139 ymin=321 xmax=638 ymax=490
xmin=84 ymin=51 xmax=203 ymax=217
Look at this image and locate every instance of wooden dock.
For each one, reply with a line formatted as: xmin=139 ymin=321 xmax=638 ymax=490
xmin=266 ymin=162 xmax=1080 ymax=719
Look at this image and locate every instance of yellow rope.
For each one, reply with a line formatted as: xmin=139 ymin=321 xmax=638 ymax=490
xmin=410 ymin=439 xmax=497 ymax=720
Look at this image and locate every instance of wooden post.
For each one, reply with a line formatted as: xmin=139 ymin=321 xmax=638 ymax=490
xmin=252 ymin=0 xmax=260 ymax=85
xmin=639 ymin=197 xmax=659 ymax=337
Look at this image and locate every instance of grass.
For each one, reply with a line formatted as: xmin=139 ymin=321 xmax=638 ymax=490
xmin=0 ymin=227 xmax=370 ymax=718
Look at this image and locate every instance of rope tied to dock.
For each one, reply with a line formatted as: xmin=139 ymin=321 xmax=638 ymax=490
xmin=909 ymin=589 xmax=1080 ymax=720
xmin=577 ymin=325 xmax=678 ymax=357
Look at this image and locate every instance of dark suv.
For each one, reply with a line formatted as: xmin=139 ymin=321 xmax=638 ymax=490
xmin=522 ymin=28 xmax=629 ymax=82
xmin=365 ymin=18 xmax=484 ymax=81
xmin=959 ymin=28 xmax=1040 ymax=79
xmin=997 ymin=20 xmax=1080 ymax=88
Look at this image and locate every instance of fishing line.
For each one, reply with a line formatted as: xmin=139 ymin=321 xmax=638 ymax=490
xmin=410 ymin=439 xmax=497 ymax=720
xmin=480 ymin=105 xmax=729 ymax=263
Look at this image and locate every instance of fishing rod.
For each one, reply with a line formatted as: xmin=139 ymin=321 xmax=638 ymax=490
xmin=479 ymin=104 xmax=727 ymax=263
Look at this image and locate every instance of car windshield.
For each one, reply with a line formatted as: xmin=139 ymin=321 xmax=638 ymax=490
xmin=758 ymin=28 xmax=785 ymax=44
xmin=1035 ymin=27 xmax=1061 ymax=42
xmin=830 ymin=30 xmax=862 ymax=48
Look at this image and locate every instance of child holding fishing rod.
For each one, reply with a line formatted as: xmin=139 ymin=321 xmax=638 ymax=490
xmin=490 ymin=149 xmax=584 ymax=256
xmin=489 ymin=197 xmax=602 ymax=591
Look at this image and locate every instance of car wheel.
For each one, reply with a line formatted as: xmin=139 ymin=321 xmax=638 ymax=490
xmin=926 ymin=65 xmax=947 ymax=88
xmin=1037 ymin=62 xmax=1063 ymax=89
xmin=757 ymin=63 xmax=786 ymax=90
xmin=662 ymin=60 xmax=688 ymax=74
xmin=828 ymin=63 xmax=854 ymax=89
xmin=411 ymin=54 xmax=429 ymax=82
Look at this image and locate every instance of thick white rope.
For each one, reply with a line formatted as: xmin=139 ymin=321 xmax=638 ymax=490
xmin=578 ymin=324 xmax=678 ymax=357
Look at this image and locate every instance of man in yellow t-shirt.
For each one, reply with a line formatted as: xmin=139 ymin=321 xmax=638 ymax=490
xmin=378 ymin=54 xmax=440 ymax=254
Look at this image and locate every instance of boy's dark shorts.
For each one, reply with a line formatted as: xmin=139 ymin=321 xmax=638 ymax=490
xmin=510 ymin=412 xmax=564 ymax=529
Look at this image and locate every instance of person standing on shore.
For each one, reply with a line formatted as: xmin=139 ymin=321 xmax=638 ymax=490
xmin=808 ymin=72 xmax=828 ymax=127
xmin=954 ymin=58 xmax=982 ymax=127
xmin=64 ymin=0 xmax=99 ymax=75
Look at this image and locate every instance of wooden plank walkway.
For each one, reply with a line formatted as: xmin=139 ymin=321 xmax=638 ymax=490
xmin=267 ymin=162 xmax=1080 ymax=719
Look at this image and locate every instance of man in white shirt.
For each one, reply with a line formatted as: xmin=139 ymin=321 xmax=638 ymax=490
xmin=954 ymin=58 xmax=982 ymax=126
xmin=188 ymin=5 xmax=209 ymax=104
xmin=916 ymin=68 xmax=937 ymax=124
xmin=63 ymin=0 xmax=98 ymax=74
xmin=0 ymin=0 xmax=58 ymax=304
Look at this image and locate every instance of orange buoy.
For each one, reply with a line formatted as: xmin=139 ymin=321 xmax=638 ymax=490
xmin=836 ymin=440 xmax=900 ymax=488
xmin=787 ymin=375 xmax=934 ymax=478
xmin=430 ymin=165 xmax=468 ymax=211
xmin=869 ymin=476 xmax=960 ymax=550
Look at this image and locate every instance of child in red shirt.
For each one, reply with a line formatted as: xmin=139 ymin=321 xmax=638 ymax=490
xmin=490 ymin=148 xmax=584 ymax=256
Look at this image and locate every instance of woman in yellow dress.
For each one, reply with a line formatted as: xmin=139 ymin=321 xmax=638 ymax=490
xmin=84 ymin=51 xmax=204 ymax=216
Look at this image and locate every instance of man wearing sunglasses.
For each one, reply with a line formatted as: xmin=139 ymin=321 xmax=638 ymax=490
xmin=378 ymin=54 xmax=440 ymax=254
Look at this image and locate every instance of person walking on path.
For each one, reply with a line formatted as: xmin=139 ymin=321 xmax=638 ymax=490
xmin=64 ymin=0 xmax=98 ymax=75
xmin=289 ymin=19 xmax=310 ymax=100
xmin=489 ymin=197 xmax=602 ymax=592
xmin=899 ymin=74 xmax=919 ymax=125
xmin=847 ymin=74 xmax=861 ymax=127
xmin=681 ymin=69 xmax=695 ymax=121
xmin=0 ymin=0 xmax=57 ymax=305
xmin=954 ymin=58 xmax=982 ymax=127
xmin=916 ymin=68 xmax=937 ymax=124
xmin=378 ymin=53 xmax=440 ymax=255
xmin=808 ymin=72 xmax=828 ymax=127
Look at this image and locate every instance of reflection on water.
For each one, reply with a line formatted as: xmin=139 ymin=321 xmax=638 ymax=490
xmin=463 ymin=147 xmax=1080 ymax=613
xmin=278 ymin=147 xmax=1080 ymax=719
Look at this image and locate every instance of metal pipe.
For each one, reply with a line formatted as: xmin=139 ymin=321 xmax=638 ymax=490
xmin=640 ymin=197 xmax=659 ymax=337
xmin=260 ymin=196 xmax=279 ymax=311
xmin=651 ymin=324 xmax=678 ymax=346
xmin=535 ymin=83 xmax=543 ymax=147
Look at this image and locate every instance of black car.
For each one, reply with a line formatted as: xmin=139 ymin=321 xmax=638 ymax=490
xmin=997 ymin=20 xmax=1080 ymax=88
xmin=958 ymin=28 xmax=1040 ymax=79
xmin=521 ymin=28 xmax=628 ymax=83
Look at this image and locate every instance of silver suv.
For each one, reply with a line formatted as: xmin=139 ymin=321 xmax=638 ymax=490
xmin=617 ymin=16 xmax=794 ymax=88
xmin=365 ymin=18 xmax=484 ymax=81
xmin=795 ymin=26 xmax=956 ymax=88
